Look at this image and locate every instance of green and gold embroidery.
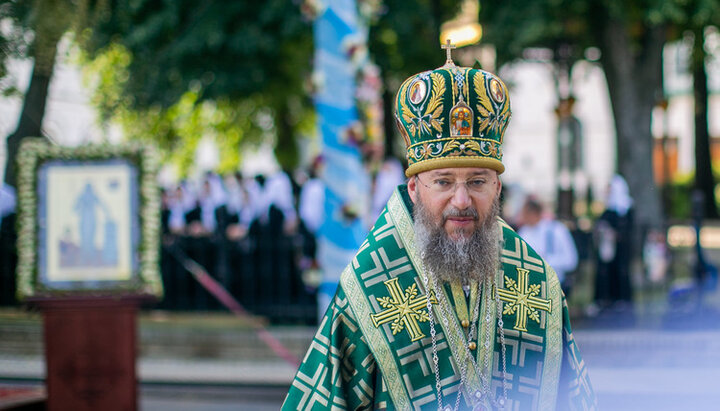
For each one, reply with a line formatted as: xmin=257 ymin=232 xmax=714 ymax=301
xmin=473 ymin=72 xmax=511 ymax=140
xmin=496 ymin=267 xmax=552 ymax=332
xmin=371 ymin=278 xmax=438 ymax=341
xmin=331 ymin=189 xmax=591 ymax=410
xmin=407 ymin=138 xmax=501 ymax=165
xmin=400 ymin=73 xmax=445 ymax=138
xmin=473 ymin=71 xmax=494 ymax=134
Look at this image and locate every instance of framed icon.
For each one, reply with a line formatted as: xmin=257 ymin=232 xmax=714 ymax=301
xmin=15 ymin=139 xmax=163 ymax=298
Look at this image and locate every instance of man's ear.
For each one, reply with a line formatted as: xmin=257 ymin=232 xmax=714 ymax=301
xmin=407 ymin=176 xmax=417 ymax=204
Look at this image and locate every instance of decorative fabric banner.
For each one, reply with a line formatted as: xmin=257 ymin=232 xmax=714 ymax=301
xmin=313 ymin=0 xmax=372 ymax=318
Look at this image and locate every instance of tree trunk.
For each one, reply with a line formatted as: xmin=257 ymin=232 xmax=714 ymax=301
xmin=597 ymin=20 xmax=665 ymax=234
xmin=382 ymin=81 xmax=396 ymax=158
xmin=4 ymin=52 xmax=57 ymax=187
xmin=692 ymin=29 xmax=717 ymax=219
xmin=273 ymin=100 xmax=299 ymax=171
xmin=4 ymin=0 xmax=72 ymax=187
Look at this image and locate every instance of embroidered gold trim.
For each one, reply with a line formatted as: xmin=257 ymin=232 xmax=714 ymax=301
xmin=341 ymin=266 xmax=412 ymax=410
xmin=405 ymin=157 xmax=505 ymax=177
xmin=539 ymin=264 xmax=563 ymax=410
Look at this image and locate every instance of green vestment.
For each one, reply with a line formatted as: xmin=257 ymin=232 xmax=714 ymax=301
xmin=283 ymin=186 xmax=597 ymax=410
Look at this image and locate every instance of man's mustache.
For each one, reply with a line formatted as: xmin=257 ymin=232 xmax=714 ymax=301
xmin=442 ymin=206 xmax=479 ymax=221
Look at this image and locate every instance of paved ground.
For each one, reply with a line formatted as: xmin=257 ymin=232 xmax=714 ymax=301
xmin=2 ymin=306 xmax=720 ymax=410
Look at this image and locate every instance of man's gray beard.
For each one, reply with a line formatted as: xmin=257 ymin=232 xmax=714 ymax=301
xmin=413 ymin=194 xmax=501 ymax=284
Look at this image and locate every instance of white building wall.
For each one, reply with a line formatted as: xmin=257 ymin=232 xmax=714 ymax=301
xmin=500 ymin=62 xmax=558 ymax=202
xmin=499 ymin=60 xmax=617 ymax=205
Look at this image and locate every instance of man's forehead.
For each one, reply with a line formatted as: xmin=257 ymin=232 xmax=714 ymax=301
xmin=423 ymin=167 xmax=497 ymax=178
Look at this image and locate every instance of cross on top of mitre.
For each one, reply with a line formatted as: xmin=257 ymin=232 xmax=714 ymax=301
xmin=442 ymin=39 xmax=456 ymax=66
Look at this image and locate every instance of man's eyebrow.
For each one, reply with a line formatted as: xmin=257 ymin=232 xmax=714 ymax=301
xmin=427 ymin=170 xmax=493 ymax=178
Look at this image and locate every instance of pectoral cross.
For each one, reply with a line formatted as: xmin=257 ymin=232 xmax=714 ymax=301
xmin=494 ymin=268 xmax=552 ymax=332
xmin=442 ymin=39 xmax=456 ymax=66
xmin=371 ymin=278 xmax=437 ymax=341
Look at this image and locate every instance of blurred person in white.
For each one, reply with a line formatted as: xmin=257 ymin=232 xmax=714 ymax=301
xmin=252 ymin=170 xmax=298 ymax=234
xmin=167 ymin=185 xmax=192 ymax=235
xmin=243 ymin=174 xmax=265 ymax=224
xmin=299 ymin=156 xmax=325 ymax=235
xmin=370 ymin=155 xmax=405 ymax=223
xmin=298 ymin=156 xmax=325 ymax=290
xmin=225 ymin=172 xmax=248 ymax=224
xmin=190 ymin=173 xmax=227 ymax=235
xmin=518 ymin=196 xmax=578 ymax=296
xmin=224 ymin=172 xmax=256 ymax=240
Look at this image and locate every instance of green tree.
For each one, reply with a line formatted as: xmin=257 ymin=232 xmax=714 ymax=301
xmin=80 ymin=42 xmax=288 ymax=176
xmin=0 ymin=0 xmax=24 ymax=96
xmin=674 ymin=1 xmax=720 ymax=219
xmin=84 ymin=0 xmax=314 ymax=172
xmin=479 ymin=0 xmax=674 ymax=231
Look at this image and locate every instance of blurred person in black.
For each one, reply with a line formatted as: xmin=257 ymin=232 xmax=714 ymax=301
xmin=592 ymin=174 xmax=634 ymax=314
xmin=183 ymin=174 xmax=228 ymax=310
xmin=0 ymin=183 xmax=17 ymax=305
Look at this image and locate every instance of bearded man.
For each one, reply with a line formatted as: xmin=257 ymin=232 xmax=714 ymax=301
xmin=283 ymin=45 xmax=596 ymax=411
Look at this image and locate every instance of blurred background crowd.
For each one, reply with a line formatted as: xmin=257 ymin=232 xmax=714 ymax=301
xmin=2 ymin=158 xmax=698 ymax=329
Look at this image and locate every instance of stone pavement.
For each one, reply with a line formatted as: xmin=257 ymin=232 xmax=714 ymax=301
xmin=2 ymin=309 xmax=720 ymax=410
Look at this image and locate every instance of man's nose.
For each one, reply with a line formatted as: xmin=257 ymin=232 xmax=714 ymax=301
xmin=450 ymin=183 xmax=472 ymax=209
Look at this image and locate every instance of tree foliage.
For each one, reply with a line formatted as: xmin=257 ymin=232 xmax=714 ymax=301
xmin=86 ymin=0 xmax=312 ymax=110
xmin=79 ymin=42 xmax=289 ymax=177
xmin=0 ymin=0 xmax=26 ymax=96
xmin=478 ymin=0 xmax=692 ymax=230
xmin=369 ymin=0 xmax=462 ymax=81
xmin=78 ymin=0 xmax=315 ymax=173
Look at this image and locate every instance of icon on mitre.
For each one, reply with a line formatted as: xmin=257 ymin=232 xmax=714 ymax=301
xmin=450 ymin=101 xmax=473 ymax=137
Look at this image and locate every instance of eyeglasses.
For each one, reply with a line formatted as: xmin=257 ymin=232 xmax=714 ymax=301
xmin=416 ymin=175 xmax=495 ymax=195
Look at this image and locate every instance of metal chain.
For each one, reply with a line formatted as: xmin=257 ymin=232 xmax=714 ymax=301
xmin=421 ymin=257 xmax=445 ymax=411
xmin=420 ymin=253 xmax=509 ymax=410
xmin=432 ymin=275 xmax=480 ymax=411
xmin=495 ymin=288 xmax=508 ymax=409
xmin=429 ymin=273 xmax=493 ymax=411
xmin=422 ymin=258 xmax=475 ymax=411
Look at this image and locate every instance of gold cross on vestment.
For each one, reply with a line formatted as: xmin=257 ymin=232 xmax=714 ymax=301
xmin=495 ymin=268 xmax=552 ymax=332
xmin=442 ymin=39 xmax=456 ymax=65
xmin=371 ymin=278 xmax=438 ymax=341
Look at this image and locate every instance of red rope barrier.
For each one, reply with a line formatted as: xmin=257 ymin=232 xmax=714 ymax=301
xmin=170 ymin=248 xmax=301 ymax=368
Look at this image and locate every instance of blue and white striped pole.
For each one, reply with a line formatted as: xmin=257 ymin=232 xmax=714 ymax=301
xmin=313 ymin=0 xmax=371 ymax=319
